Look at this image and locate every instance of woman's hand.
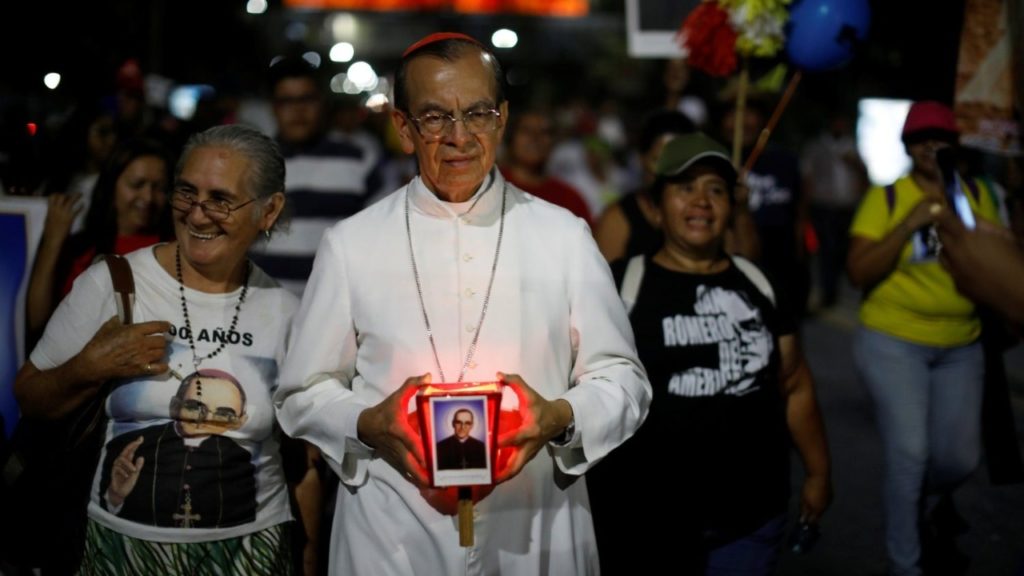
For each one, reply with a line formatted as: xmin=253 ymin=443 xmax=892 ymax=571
xmin=27 ymin=193 xmax=85 ymax=341
xmin=800 ymin=473 xmax=833 ymax=524
xmin=848 ymin=200 xmax=944 ymax=290
xmin=901 ymin=199 xmax=943 ymax=234
xmin=40 ymin=193 xmax=83 ymax=249
xmin=15 ymin=318 xmax=173 ymax=420
xmin=72 ymin=317 xmax=172 ymax=385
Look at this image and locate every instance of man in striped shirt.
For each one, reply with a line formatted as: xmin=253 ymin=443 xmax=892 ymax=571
xmin=250 ymin=56 xmax=381 ymax=296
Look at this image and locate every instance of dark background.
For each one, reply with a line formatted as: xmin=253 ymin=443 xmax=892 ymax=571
xmin=0 ymin=0 xmax=980 ymax=192
xmin=0 ymin=0 xmax=968 ymax=106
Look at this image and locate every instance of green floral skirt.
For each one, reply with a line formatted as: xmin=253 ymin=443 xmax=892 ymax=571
xmin=78 ymin=519 xmax=293 ymax=576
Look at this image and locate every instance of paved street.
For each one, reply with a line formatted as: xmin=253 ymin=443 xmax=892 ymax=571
xmin=776 ymin=288 xmax=1024 ymax=576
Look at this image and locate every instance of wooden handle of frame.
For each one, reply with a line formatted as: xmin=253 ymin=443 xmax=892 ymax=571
xmin=458 ymin=488 xmax=474 ymax=547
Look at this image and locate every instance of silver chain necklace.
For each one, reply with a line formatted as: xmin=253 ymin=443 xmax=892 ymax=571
xmin=405 ymin=182 xmax=507 ymax=383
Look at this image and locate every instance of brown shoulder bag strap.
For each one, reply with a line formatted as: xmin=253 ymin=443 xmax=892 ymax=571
xmin=104 ymin=254 xmax=135 ymax=325
xmin=67 ymin=255 xmax=136 ymax=449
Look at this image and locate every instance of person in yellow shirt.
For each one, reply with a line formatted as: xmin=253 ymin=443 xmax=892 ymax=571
xmin=847 ymin=100 xmax=1002 ymax=576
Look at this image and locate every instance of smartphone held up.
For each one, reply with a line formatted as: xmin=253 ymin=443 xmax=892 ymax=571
xmin=935 ymin=147 xmax=976 ymax=230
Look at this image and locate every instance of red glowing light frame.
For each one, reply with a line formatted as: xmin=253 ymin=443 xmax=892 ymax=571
xmin=416 ymin=381 xmax=503 ymax=487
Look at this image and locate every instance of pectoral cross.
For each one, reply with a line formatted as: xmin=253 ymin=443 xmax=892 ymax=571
xmin=173 ymin=491 xmax=202 ymax=528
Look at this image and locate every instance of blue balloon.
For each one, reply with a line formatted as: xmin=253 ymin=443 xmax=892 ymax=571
xmin=785 ymin=0 xmax=871 ymax=71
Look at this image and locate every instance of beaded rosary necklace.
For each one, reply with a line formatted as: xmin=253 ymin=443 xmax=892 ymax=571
xmin=175 ymin=244 xmax=250 ymax=398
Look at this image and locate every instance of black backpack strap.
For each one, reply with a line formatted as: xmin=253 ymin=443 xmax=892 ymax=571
xmin=885 ymin=183 xmax=896 ymax=214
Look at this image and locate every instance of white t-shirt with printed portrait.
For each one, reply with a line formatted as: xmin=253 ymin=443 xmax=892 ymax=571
xmin=30 ymin=245 xmax=298 ymax=543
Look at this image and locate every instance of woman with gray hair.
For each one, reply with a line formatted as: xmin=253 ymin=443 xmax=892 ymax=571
xmin=15 ymin=124 xmax=316 ymax=574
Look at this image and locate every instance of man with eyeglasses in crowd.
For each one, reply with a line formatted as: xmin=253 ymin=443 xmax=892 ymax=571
xmin=249 ymin=56 xmax=383 ymax=296
xmin=275 ymin=33 xmax=650 ymax=575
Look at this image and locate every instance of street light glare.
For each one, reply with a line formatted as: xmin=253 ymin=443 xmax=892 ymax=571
xmin=330 ymin=42 xmax=355 ymax=63
xmin=491 ymin=29 xmax=518 ymax=49
xmin=245 ymin=0 xmax=267 ymax=14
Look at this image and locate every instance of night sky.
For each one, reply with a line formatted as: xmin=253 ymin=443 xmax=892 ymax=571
xmin=0 ymin=0 xmax=967 ymax=101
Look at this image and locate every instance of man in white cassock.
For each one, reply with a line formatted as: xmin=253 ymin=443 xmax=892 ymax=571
xmin=274 ymin=32 xmax=651 ymax=576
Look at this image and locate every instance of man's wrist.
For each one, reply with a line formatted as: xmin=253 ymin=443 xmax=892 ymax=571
xmin=355 ymin=408 xmax=377 ymax=449
xmin=549 ymin=399 xmax=576 ymax=446
xmin=550 ymin=417 xmax=575 ymax=446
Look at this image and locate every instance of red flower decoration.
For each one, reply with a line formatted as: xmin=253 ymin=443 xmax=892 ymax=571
xmin=680 ymin=2 xmax=738 ymax=77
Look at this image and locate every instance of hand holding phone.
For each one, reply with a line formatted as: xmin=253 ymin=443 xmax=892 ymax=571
xmin=935 ymin=147 xmax=976 ymax=230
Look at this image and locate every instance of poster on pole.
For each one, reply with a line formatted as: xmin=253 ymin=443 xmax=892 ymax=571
xmin=625 ymin=0 xmax=699 ymax=58
xmin=954 ymin=0 xmax=1020 ymax=155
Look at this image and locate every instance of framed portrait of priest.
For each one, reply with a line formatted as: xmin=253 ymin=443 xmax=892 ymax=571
xmin=425 ymin=396 xmax=493 ymax=487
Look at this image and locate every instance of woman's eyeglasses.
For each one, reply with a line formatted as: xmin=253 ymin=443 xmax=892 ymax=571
xmin=171 ymin=191 xmax=258 ymax=222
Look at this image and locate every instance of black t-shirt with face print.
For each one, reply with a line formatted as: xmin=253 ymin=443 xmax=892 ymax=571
xmin=590 ymin=256 xmax=795 ymax=551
